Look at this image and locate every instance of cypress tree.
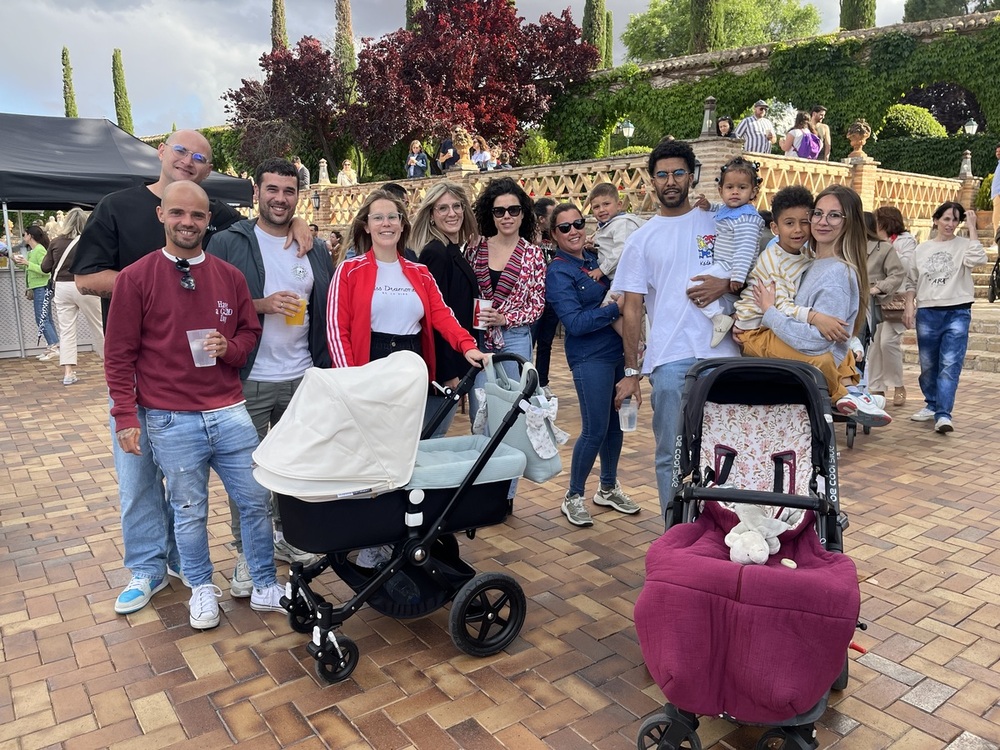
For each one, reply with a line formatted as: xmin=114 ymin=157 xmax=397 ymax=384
xmin=583 ymin=0 xmax=608 ymax=65
xmin=405 ymin=0 xmax=425 ymax=31
xmin=271 ymin=0 xmax=288 ymax=51
xmin=841 ymin=0 xmax=876 ymax=29
xmin=112 ymin=49 xmax=134 ymax=135
xmin=62 ymin=46 xmax=78 ymax=118
xmin=335 ymin=0 xmax=356 ymax=75
xmin=604 ymin=10 xmax=614 ymax=68
xmin=689 ymin=0 xmax=725 ymax=53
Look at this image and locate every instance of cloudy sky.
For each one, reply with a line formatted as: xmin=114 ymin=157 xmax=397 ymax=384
xmin=1 ymin=0 xmax=907 ymax=137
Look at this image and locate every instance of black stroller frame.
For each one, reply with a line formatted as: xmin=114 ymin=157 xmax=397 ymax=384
xmin=640 ymin=358 xmax=864 ymax=750
xmin=276 ymin=353 xmax=537 ymax=684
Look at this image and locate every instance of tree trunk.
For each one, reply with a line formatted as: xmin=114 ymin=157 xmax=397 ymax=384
xmin=689 ymin=0 xmax=725 ymax=53
xmin=111 ymin=49 xmax=133 ymax=135
xmin=335 ymin=0 xmax=356 ymax=75
xmin=62 ymin=46 xmax=78 ymax=118
xmin=271 ymin=0 xmax=288 ymax=51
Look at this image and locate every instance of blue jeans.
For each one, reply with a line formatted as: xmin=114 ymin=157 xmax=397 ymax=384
xmin=915 ymin=306 xmax=971 ymax=421
xmin=145 ymin=405 xmax=276 ymax=589
xmin=109 ymin=402 xmax=180 ymax=580
xmin=648 ymin=358 xmax=698 ymax=519
xmin=569 ymin=358 xmax=624 ymax=497
xmin=32 ymin=288 xmax=59 ymax=346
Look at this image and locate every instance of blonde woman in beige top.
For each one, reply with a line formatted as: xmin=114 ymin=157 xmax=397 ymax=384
xmin=903 ymin=201 xmax=987 ymax=434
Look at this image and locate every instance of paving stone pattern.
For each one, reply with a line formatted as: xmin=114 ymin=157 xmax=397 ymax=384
xmin=2 ymin=345 xmax=1000 ymax=749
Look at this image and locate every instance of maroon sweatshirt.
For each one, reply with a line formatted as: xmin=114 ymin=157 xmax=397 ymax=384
xmin=105 ymin=250 xmax=261 ymax=432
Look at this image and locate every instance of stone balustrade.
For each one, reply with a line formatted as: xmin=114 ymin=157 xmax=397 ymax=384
xmin=295 ymin=138 xmax=976 ymax=242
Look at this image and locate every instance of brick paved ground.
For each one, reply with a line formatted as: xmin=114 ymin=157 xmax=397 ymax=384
xmin=2 ymin=344 xmax=1000 ymax=750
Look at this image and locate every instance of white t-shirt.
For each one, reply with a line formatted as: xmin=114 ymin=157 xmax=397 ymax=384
xmin=371 ymin=259 xmax=423 ymax=335
xmin=247 ymin=227 xmax=313 ymax=382
xmin=612 ymin=210 xmax=740 ymax=372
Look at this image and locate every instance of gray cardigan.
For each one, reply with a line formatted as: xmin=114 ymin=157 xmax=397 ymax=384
xmin=762 ymin=257 xmax=859 ymax=364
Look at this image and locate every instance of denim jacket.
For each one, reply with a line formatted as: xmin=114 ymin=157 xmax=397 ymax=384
xmin=544 ymin=248 xmax=622 ymax=368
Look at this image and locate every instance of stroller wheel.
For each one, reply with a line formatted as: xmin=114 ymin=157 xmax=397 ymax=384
xmin=314 ymin=634 xmax=359 ymax=684
xmin=287 ymin=595 xmax=319 ymax=635
xmin=845 ymin=421 xmax=856 ymax=449
xmin=449 ymin=572 xmax=526 ymax=657
xmin=755 ymin=727 xmax=817 ymax=750
xmin=636 ymin=709 xmax=701 ymax=750
xmin=832 ymin=654 xmax=849 ymax=691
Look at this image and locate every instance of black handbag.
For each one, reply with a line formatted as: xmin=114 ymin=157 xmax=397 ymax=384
xmin=988 ymin=257 xmax=1000 ymax=304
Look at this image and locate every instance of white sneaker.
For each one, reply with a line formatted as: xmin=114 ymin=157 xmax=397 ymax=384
xmin=189 ymin=584 xmax=222 ymax=630
xmin=934 ymin=416 xmax=954 ymax=434
xmin=230 ymin=554 xmax=252 ymax=598
xmin=167 ymin=566 xmax=191 ymax=588
xmin=273 ymin=537 xmax=320 ymax=566
xmin=835 ymin=389 xmax=891 ymax=428
xmin=870 ymin=394 xmax=886 ymax=410
xmin=910 ymin=407 xmax=935 ymax=422
xmin=561 ymin=492 xmax=594 ymax=527
xmin=37 ymin=345 xmax=59 ymax=362
xmin=250 ymin=582 xmax=287 ymax=613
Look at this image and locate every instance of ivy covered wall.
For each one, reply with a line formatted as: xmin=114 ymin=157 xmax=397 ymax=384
xmin=544 ymin=22 xmax=1000 ymax=164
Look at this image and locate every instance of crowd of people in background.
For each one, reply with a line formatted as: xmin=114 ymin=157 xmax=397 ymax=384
xmin=6 ymin=118 xmax=990 ymax=635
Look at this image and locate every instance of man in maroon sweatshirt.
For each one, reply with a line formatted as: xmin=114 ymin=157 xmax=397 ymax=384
xmin=104 ymin=181 xmax=285 ymax=630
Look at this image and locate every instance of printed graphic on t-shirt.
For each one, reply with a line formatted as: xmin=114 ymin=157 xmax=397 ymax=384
xmin=926 ymin=250 xmax=955 ymax=286
xmin=697 ymin=234 xmax=717 ymax=265
xmin=216 ymin=300 xmax=234 ymax=324
xmin=291 ymin=263 xmax=309 ymax=282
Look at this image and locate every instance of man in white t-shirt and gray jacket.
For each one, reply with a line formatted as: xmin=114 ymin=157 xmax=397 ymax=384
xmin=207 ymin=158 xmax=334 ymax=595
xmin=612 ymin=139 xmax=738 ymax=523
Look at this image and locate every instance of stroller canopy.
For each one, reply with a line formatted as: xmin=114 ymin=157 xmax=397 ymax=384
xmin=253 ymin=351 xmax=429 ymax=499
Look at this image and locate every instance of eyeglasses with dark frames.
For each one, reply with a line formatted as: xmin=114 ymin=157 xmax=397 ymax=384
xmin=491 ymin=205 xmax=523 ymax=218
xmin=809 ymin=209 xmax=845 ymax=225
xmin=555 ymin=218 xmax=587 ymax=234
xmin=175 ymin=259 xmax=196 ymax=290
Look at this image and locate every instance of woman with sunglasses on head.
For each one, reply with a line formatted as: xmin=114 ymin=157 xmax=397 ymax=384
xmin=741 ymin=184 xmax=891 ymax=427
xmin=545 ymin=203 xmax=638 ymax=528
xmin=466 ymin=178 xmax=547 ymax=417
xmin=903 ymin=201 xmax=986 ymax=434
xmin=327 ymin=189 xmax=488 ymax=378
xmin=410 ymin=182 xmax=480 ymax=435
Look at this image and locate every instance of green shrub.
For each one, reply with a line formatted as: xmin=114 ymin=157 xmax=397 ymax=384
xmin=519 ymin=131 xmax=563 ymax=166
xmin=610 ymin=145 xmax=654 ymax=157
xmin=866 ymin=133 xmax=997 ymax=178
xmin=976 ymin=175 xmax=994 ymax=211
xmin=877 ymin=104 xmax=946 ymax=140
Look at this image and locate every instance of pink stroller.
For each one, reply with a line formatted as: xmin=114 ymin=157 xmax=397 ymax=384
xmin=634 ymin=359 xmax=863 ymax=749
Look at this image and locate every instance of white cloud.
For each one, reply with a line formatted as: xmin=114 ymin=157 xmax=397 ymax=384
xmin=0 ymin=0 xmax=906 ymax=136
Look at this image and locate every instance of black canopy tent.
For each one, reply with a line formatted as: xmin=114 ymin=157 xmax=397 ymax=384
xmin=0 ymin=113 xmax=252 ymax=358
xmin=0 ymin=113 xmax=252 ymax=210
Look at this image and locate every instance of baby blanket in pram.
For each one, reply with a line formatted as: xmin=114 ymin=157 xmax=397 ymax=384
xmin=634 ymin=501 xmax=860 ymax=725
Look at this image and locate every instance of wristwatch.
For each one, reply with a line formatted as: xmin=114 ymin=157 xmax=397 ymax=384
xmin=624 ymin=368 xmax=641 ymax=378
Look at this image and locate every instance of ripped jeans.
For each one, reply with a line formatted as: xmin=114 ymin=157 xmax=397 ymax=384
xmin=144 ymin=404 xmax=276 ymax=589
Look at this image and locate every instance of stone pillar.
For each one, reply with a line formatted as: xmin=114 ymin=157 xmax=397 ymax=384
xmin=318 ymin=158 xmax=331 ymax=185
xmin=690 ymin=136 xmax=744 ymax=191
xmin=847 ymin=156 xmax=879 ymax=210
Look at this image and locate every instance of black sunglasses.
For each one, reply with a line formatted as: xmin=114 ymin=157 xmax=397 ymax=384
xmin=555 ymin=218 xmax=587 ymax=234
xmin=175 ymin=259 xmax=195 ymax=291
xmin=491 ymin=205 xmax=522 ymax=218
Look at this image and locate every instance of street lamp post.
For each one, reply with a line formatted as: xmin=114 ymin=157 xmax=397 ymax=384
xmin=621 ymin=119 xmax=635 ymax=149
xmin=311 ymin=191 xmax=321 ymax=210
xmin=701 ymin=96 xmax=717 ymax=136
xmin=964 ymin=118 xmax=979 ymax=135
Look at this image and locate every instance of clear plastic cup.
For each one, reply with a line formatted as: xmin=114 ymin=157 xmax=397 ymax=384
xmin=619 ymin=398 xmax=638 ymax=432
xmin=186 ymin=329 xmax=217 ymax=367
xmin=284 ymin=297 xmax=307 ymax=326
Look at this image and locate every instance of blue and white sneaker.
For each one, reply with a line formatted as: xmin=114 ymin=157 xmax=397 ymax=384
xmin=114 ymin=575 xmax=169 ymax=614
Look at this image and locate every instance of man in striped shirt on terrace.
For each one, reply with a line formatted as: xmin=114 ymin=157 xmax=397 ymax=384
xmin=735 ymin=100 xmax=777 ymax=155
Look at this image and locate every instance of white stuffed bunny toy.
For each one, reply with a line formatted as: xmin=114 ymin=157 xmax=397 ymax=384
xmin=724 ymin=504 xmax=792 ymax=565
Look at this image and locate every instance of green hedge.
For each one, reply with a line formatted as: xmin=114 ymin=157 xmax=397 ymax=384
xmin=866 ymin=133 xmax=998 ymax=177
xmin=880 ymin=104 xmax=946 ymax=139
xmin=545 ymin=22 xmax=1000 ymax=162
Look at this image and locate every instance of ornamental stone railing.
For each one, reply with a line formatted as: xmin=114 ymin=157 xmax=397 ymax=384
xmin=296 ymin=137 xmax=975 ymax=243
